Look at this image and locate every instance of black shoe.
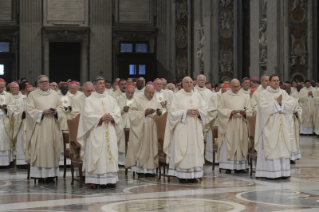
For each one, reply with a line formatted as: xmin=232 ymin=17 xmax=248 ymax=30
xmin=107 ymin=184 xmax=116 ymax=189
xmin=144 ymin=173 xmax=156 ymax=178
xmin=45 ymin=177 xmax=55 ymax=183
xmin=235 ymin=170 xmax=248 ymax=173
xmin=178 ymin=179 xmax=187 ymax=183
xmin=137 ymin=173 xmax=145 ymax=178
xmin=267 ymin=177 xmax=280 ymax=180
xmin=38 ymin=178 xmax=45 ymax=183
xmin=290 ymin=160 xmax=296 ymax=164
xmin=187 ymin=179 xmax=199 ymax=183
xmin=225 ymin=170 xmax=232 ymax=174
xmin=280 ymin=176 xmax=291 ymax=180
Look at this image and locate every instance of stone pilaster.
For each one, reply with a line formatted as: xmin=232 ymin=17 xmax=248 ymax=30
xmin=89 ymin=0 xmax=113 ymax=81
xmin=19 ymin=0 xmax=42 ymax=83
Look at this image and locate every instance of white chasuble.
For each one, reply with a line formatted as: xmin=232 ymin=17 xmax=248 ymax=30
xmin=217 ymin=90 xmax=250 ymax=163
xmin=0 ymin=92 xmax=13 ymax=165
xmin=125 ymin=94 xmax=162 ymax=171
xmin=255 ymin=87 xmax=296 ymax=160
xmin=26 ymin=88 xmax=63 ymax=172
xmin=70 ymin=94 xmax=86 ymax=119
xmin=77 ymin=92 xmax=122 ymax=176
xmin=299 ymin=87 xmax=315 ymax=134
xmin=163 ymin=89 xmax=207 ymax=178
xmin=58 ymin=91 xmax=74 ymax=130
xmin=290 ymin=98 xmax=302 ymax=160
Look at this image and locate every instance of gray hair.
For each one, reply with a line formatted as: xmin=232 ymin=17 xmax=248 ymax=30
xmin=167 ymin=83 xmax=175 ymax=89
xmin=261 ymin=74 xmax=269 ymax=82
xmin=230 ymin=78 xmax=240 ymax=85
xmin=93 ymin=76 xmax=105 ymax=85
xmin=37 ymin=75 xmax=49 ymax=83
xmin=83 ymin=81 xmax=93 ymax=88
xmin=197 ymin=74 xmax=206 ymax=81
xmin=182 ymin=76 xmax=193 ymax=84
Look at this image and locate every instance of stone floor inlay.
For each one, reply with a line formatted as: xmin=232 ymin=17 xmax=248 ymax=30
xmin=0 ymin=135 xmax=319 ymax=212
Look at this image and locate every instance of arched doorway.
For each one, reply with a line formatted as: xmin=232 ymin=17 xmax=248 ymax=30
xmin=291 ymin=73 xmax=305 ymax=82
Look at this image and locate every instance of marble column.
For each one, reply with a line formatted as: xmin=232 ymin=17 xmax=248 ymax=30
xmin=19 ymin=0 xmax=42 ymax=83
xmin=156 ymin=0 xmax=174 ymax=80
xmin=89 ymin=0 xmax=113 ymax=81
xmin=266 ymin=0 xmax=283 ymax=78
xmin=212 ymin=0 xmax=220 ymax=82
xmin=250 ymin=0 xmax=261 ymax=78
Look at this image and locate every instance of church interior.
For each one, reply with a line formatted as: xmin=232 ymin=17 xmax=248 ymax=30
xmin=1 ymin=0 xmax=319 ymax=212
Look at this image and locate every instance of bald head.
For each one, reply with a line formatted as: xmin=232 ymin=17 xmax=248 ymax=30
xmin=126 ymin=87 xmax=135 ymax=99
xmin=144 ymin=84 xmax=155 ymax=100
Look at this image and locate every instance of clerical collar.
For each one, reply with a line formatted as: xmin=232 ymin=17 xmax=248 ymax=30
xmin=37 ymin=87 xmax=50 ymax=94
xmin=229 ymin=89 xmax=239 ymax=95
xmin=195 ymin=85 xmax=206 ymax=91
xmin=266 ymin=86 xmax=280 ymax=93
xmin=82 ymin=93 xmax=88 ymax=98
xmin=155 ymin=90 xmax=162 ymax=93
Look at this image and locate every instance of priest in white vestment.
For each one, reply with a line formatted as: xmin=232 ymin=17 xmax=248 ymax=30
xmin=5 ymin=82 xmax=26 ymax=166
xmin=292 ymin=84 xmax=302 ymax=100
xmin=77 ymin=76 xmax=122 ymax=188
xmin=104 ymin=80 xmax=113 ymax=95
xmin=164 ymin=77 xmax=207 ymax=183
xmin=70 ymin=82 xmax=94 ymax=119
xmin=0 ymin=79 xmax=13 ymax=166
xmin=112 ymin=79 xmax=126 ymax=99
xmin=57 ymin=82 xmax=73 ymax=131
xmin=167 ymin=83 xmax=175 ymax=92
xmin=255 ymin=74 xmax=296 ymax=179
xmin=26 ymin=75 xmax=63 ymax=183
xmin=291 ymin=81 xmax=297 ymax=95
xmin=217 ymin=79 xmax=250 ymax=174
xmin=194 ymin=75 xmax=217 ymax=164
xmin=283 ymin=84 xmax=302 ymax=163
xmin=299 ymin=80 xmax=315 ymax=135
xmin=116 ymin=85 xmax=135 ymax=165
xmin=154 ymin=78 xmax=172 ymax=114
xmin=248 ymin=75 xmax=269 ymax=116
xmin=134 ymin=79 xmax=145 ymax=98
xmin=240 ymin=77 xmax=251 ymax=96
xmin=125 ymin=84 xmax=162 ymax=178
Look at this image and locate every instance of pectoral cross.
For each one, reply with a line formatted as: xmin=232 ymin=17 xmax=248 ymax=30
xmin=64 ymin=100 xmax=68 ymax=104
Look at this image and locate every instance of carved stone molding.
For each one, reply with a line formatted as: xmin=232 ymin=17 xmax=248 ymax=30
xmin=43 ymin=28 xmax=89 ymax=43
xmin=176 ymin=0 xmax=188 ymax=21
xmin=176 ymin=25 xmax=187 ymax=48
xmin=259 ymin=0 xmax=267 ymax=69
xmin=218 ymin=0 xmax=234 ymax=79
xmin=289 ymin=0 xmax=307 ymax=77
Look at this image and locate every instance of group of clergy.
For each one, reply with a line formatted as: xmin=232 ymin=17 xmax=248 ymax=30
xmin=0 ymin=73 xmax=313 ymax=188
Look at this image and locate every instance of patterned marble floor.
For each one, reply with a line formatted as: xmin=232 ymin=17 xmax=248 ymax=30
xmin=1 ymin=135 xmax=319 ymax=212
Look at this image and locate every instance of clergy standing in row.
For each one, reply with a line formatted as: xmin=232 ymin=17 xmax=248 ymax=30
xmin=0 ymin=79 xmax=13 ymax=167
xmin=26 ymin=75 xmax=63 ymax=183
xmin=240 ymin=77 xmax=251 ymax=96
xmin=134 ymin=79 xmax=145 ymax=97
xmin=153 ymin=78 xmax=171 ymax=113
xmin=71 ymin=81 xmax=94 ymax=119
xmin=217 ymin=79 xmax=249 ymax=174
xmin=164 ymin=77 xmax=207 ymax=183
xmin=249 ymin=74 xmax=269 ymax=116
xmin=299 ymin=80 xmax=315 ymax=135
xmin=194 ymin=75 xmax=217 ymax=164
xmin=6 ymin=82 xmax=27 ymax=166
xmin=255 ymin=74 xmax=296 ymax=179
xmin=117 ymin=85 xmax=135 ymax=165
xmin=77 ymin=76 xmax=122 ymax=188
xmin=58 ymin=82 xmax=72 ymax=131
xmin=112 ymin=79 xmax=126 ymax=99
xmin=125 ymin=84 xmax=162 ymax=178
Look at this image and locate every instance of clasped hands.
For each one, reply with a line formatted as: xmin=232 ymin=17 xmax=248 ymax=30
xmin=160 ymin=101 xmax=167 ymax=108
xmin=187 ymin=109 xmax=199 ymax=117
xmin=43 ymin=109 xmax=57 ymax=116
xmin=101 ymin=113 xmax=113 ymax=123
xmin=0 ymin=105 xmax=7 ymax=110
xmin=123 ymin=106 xmax=129 ymax=113
xmin=231 ymin=109 xmax=246 ymax=116
xmin=276 ymin=94 xmax=283 ymax=105
xmin=145 ymin=108 xmax=162 ymax=116
xmin=308 ymin=91 xmax=313 ymax=96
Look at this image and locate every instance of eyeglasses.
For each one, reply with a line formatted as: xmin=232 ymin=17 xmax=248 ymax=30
xmin=50 ymin=85 xmax=58 ymax=87
xmin=271 ymin=80 xmax=280 ymax=83
xmin=39 ymin=81 xmax=49 ymax=84
xmin=86 ymin=90 xmax=94 ymax=92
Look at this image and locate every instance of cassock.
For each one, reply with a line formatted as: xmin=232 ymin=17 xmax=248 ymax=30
xmin=217 ymin=90 xmax=249 ymax=171
xmin=6 ymin=93 xmax=27 ymax=165
xmin=299 ymin=87 xmax=315 ymax=134
xmin=154 ymin=89 xmax=172 ymax=113
xmin=125 ymin=94 xmax=162 ymax=174
xmin=77 ymin=92 xmax=122 ymax=185
xmin=26 ymin=88 xmax=63 ymax=178
xmin=290 ymin=98 xmax=302 ymax=161
xmin=0 ymin=92 xmax=14 ymax=166
xmin=116 ymin=95 xmax=134 ymax=165
xmin=194 ymin=85 xmax=217 ymax=163
xmin=255 ymin=86 xmax=295 ymax=178
xmin=163 ymin=89 xmax=207 ymax=179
